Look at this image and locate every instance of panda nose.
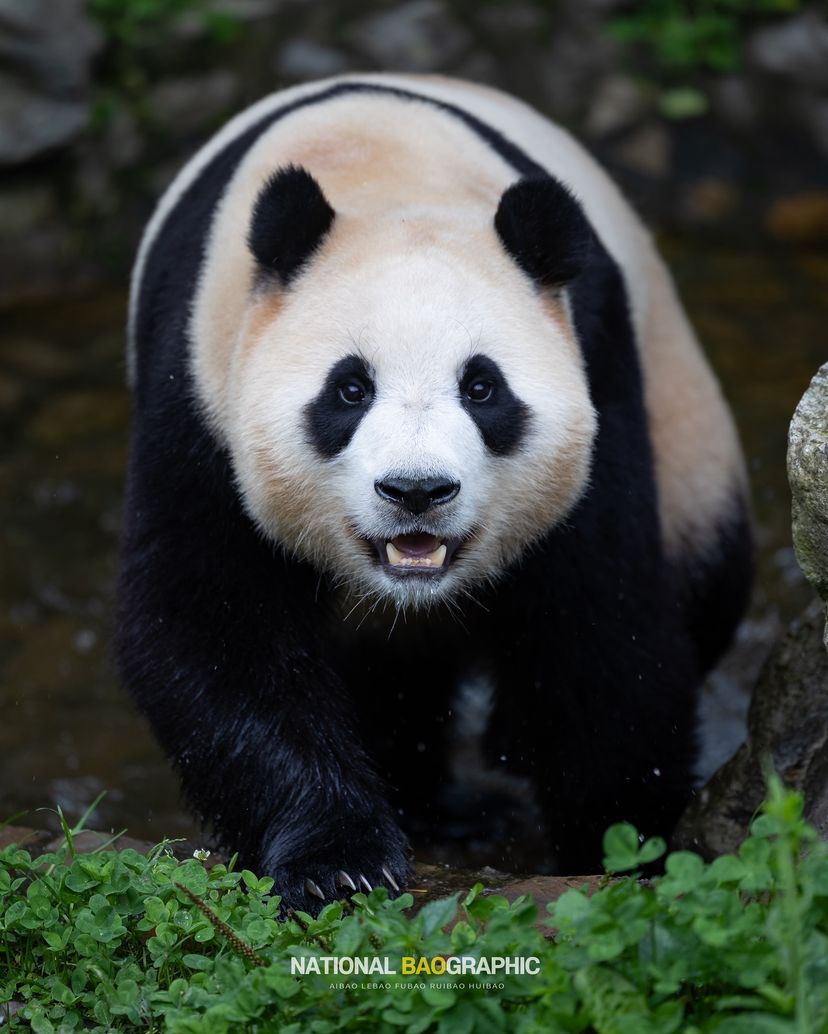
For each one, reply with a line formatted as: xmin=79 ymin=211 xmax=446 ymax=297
xmin=374 ymin=477 xmax=460 ymax=515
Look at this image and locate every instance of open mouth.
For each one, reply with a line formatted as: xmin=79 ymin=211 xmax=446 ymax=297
xmin=367 ymin=532 xmax=465 ymax=576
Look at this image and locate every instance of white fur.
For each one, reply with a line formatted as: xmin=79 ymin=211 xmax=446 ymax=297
xmin=131 ymin=74 xmax=746 ymax=609
xmin=232 ymin=244 xmax=595 ymax=611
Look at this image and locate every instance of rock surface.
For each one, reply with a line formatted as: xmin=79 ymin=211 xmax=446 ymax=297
xmin=0 ymin=0 xmax=101 ymax=165
xmin=675 ymin=363 xmax=828 ymax=856
xmin=345 ymin=0 xmax=472 ymax=71
xmin=674 ymin=603 xmax=828 ymax=856
xmin=749 ymin=9 xmax=828 ymax=92
xmin=788 ymin=362 xmax=828 ymax=640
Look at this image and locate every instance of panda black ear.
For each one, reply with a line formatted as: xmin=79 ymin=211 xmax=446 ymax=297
xmin=248 ymin=165 xmax=336 ymax=285
xmin=494 ymin=175 xmax=593 ymax=288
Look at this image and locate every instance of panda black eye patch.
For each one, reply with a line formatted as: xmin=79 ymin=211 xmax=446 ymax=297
xmin=305 ymin=354 xmax=375 ymax=458
xmin=459 ymin=354 xmax=530 ymax=456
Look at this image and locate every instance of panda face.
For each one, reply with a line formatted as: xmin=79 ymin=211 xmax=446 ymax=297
xmin=224 ymin=236 xmax=597 ymax=612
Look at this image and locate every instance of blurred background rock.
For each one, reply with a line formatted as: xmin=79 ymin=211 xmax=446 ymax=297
xmin=1 ymin=0 xmax=827 ymax=862
xmin=2 ymin=0 xmax=827 ymax=302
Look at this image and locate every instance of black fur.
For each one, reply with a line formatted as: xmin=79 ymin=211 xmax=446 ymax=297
xmin=482 ymin=247 xmax=698 ymax=872
xmin=305 ymin=355 xmax=374 ymax=458
xmin=459 ymin=353 xmax=530 ymax=456
xmin=494 ymin=175 xmax=593 ymax=287
xmin=121 ymin=81 xmax=752 ymax=910
xmin=248 ymin=165 xmax=335 ymax=284
xmin=678 ymin=497 xmax=754 ymax=678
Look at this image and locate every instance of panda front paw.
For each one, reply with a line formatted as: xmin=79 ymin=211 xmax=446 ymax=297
xmin=305 ymin=863 xmax=402 ymax=900
xmin=262 ymin=819 xmax=412 ymax=916
xmin=276 ymin=858 xmax=411 ymax=916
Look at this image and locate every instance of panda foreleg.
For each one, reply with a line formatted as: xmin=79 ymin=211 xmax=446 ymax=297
xmin=116 ymin=448 xmax=410 ymax=914
xmin=484 ymin=565 xmax=699 ymax=874
xmin=343 ymin=639 xmax=464 ymax=837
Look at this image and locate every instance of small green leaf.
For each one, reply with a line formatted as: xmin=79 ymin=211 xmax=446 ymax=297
xmin=663 ymin=851 xmax=705 ymax=893
xmin=602 ymin=823 xmax=642 ymax=873
xmin=335 ymin=916 xmax=363 ymax=955
xmin=182 ymin=954 xmax=213 ymax=971
xmin=418 ymin=894 xmax=459 ymax=936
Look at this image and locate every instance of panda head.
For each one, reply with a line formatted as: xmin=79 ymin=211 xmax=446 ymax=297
xmin=221 ymin=165 xmax=597 ymax=611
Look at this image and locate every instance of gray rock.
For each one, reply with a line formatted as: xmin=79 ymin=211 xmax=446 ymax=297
xmin=453 ymin=52 xmax=498 ymax=88
xmin=675 ymin=364 xmax=828 ymax=856
xmin=537 ymin=12 xmax=618 ymax=122
xmin=0 ymin=75 xmax=88 ymax=165
xmin=695 ymin=605 xmax=783 ymax=784
xmin=475 ymin=2 xmax=545 ymax=37
xmin=611 ymin=122 xmax=672 ymax=178
xmin=219 ymin=0 xmax=283 ymax=15
xmin=147 ymin=72 xmax=239 ymax=136
xmin=346 ymin=0 xmax=471 ymax=72
xmin=275 ymin=39 xmax=352 ymax=82
xmin=696 ymin=665 xmax=751 ymax=783
xmin=788 ymin=362 xmax=828 ymax=642
xmin=674 ymin=603 xmax=828 ymax=856
xmin=0 ymin=0 xmax=102 ymax=93
xmin=175 ymin=0 xmax=284 ymax=40
xmin=711 ymin=75 xmax=758 ymax=132
xmin=749 ymin=8 xmax=828 ymax=92
xmin=71 ymin=144 xmax=118 ymax=215
xmin=585 ymin=74 xmax=649 ymax=138
xmin=0 ymin=0 xmax=101 ymax=163
xmin=100 ymin=108 xmax=145 ymax=171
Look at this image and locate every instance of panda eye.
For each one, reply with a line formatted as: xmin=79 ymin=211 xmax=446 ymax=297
xmin=466 ymin=379 xmax=494 ymax=403
xmin=338 ymin=380 xmax=368 ymax=404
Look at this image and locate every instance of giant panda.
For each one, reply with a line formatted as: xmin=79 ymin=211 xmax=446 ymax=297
xmin=118 ymin=73 xmax=752 ymax=910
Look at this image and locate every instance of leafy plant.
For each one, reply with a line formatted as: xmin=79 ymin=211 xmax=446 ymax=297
xmin=87 ymin=0 xmax=240 ymax=128
xmin=88 ymin=0 xmax=240 ymax=49
xmin=2 ymin=776 xmax=828 ymax=1032
xmin=609 ymin=0 xmax=800 ymax=73
xmin=607 ymin=0 xmax=802 ymax=117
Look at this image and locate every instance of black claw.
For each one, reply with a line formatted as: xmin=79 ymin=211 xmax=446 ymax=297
xmin=381 ymin=865 xmax=400 ymax=892
xmin=304 ymin=877 xmax=325 ymax=900
xmin=358 ymin=874 xmax=373 ymax=893
xmin=335 ymin=869 xmax=357 ymax=891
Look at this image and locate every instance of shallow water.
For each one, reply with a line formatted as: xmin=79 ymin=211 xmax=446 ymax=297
xmin=0 ymin=238 xmax=825 ymax=862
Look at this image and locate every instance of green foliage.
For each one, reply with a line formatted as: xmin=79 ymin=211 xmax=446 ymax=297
xmin=88 ymin=0 xmax=239 ymax=48
xmin=2 ymin=777 xmax=828 ymax=1032
xmin=609 ymin=0 xmax=801 ymax=74
xmin=607 ymin=0 xmax=802 ymax=117
xmin=87 ymin=0 xmax=240 ymax=127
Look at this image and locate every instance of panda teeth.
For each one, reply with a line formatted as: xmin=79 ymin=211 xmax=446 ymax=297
xmin=386 ymin=542 xmax=447 ymax=568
